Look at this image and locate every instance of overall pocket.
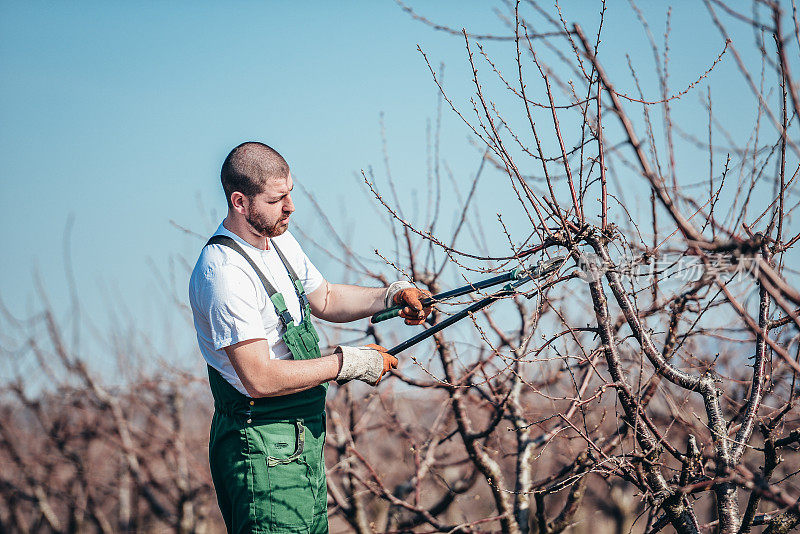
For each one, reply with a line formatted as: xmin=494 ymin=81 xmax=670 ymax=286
xmin=263 ymin=420 xmax=315 ymax=531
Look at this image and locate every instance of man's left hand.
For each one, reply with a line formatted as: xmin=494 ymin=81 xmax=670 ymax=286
xmin=393 ymin=287 xmax=433 ymax=325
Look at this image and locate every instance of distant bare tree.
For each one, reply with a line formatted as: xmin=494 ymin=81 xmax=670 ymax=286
xmin=0 ymin=286 xmax=218 ymax=532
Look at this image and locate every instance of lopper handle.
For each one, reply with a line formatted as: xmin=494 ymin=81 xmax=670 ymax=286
xmin=371 ymin=269 xmax=522 ymax=324
xmin=371 ymin=305 xmax=403 ymax=323
xmin=371 ymin=295 xmax=438 ymax=324
xmin=384 ymin=256 xmax=567 ymax=355
xmin=371 ymin=260 xmax=564 ymax=325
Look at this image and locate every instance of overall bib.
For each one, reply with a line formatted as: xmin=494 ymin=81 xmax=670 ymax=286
xmin=205 ymin=235 xmax=329 ymax=534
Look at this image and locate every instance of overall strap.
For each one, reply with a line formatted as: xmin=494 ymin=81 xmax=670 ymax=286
xmin=270 ymin=239 xmax=311 ymax=311
xmin=206 ymin=235 xmax=294 ymax=328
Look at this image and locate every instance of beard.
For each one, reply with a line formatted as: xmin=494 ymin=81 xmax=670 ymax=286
xmin=245 ymin=203 xmax=289 ymax=238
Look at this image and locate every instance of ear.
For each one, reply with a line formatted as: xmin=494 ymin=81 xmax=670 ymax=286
xmin=230 ymin=192 xmax=247 ymax=215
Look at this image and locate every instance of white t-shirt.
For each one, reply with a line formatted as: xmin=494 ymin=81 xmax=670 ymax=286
xmin=189 ymin=222 xmax=325 ymax=395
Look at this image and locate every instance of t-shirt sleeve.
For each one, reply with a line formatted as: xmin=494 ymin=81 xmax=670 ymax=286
xmin=198 ymin=263 xmax=267 ymax=350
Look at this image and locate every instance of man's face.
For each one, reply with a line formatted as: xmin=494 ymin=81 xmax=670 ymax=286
xmin=244 ymin=173 xmax=295 ymax=238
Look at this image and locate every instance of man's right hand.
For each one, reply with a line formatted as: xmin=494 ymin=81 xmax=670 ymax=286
xmin=336 ymin=344 xmax=398 ymax=385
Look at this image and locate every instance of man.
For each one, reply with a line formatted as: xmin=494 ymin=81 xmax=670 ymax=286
xmin=189 ymin=141 xmax=431 ymax=533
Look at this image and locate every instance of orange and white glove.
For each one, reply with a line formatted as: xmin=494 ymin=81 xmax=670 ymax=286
xmin=385 ymin=281 xmax=433 ymax=326
xmin=335 ymin=343 xmax=398 ymax=385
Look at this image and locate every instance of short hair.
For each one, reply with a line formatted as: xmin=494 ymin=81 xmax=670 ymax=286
xmin=220 ymin=142 xmax=290 ymax=209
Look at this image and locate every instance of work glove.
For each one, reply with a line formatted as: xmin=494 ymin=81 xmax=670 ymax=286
xmin=335 ymin=343 xmax=398 ymax=385
xmin=385 ymin=281 xmax=433 ymax=326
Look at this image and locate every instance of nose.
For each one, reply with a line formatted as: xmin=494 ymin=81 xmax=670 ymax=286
xmin=284 ymin=193 xmax=295 ymax=214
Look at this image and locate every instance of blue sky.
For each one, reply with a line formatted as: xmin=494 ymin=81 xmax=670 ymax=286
xmin=0 ymin=1 xmax=788 ymax=376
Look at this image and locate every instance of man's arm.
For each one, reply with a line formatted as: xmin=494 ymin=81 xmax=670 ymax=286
xmin=308 ymin=280 xmax=433 ymax=325
xmin=224 ymin=338 xmax=398 ymax=398
xmin=307 ymin=282 xmax=386 ymax=323
xmin=224 ymin=339 xmax=342 ymax=397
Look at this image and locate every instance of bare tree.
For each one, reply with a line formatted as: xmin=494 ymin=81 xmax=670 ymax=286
xmin=3 ymin=2 xmax=800 ymax=534
xmin=318 ymin=1 xmax=800 ymax=533
xmin=0 ymin=229 xmax=220 ymax=532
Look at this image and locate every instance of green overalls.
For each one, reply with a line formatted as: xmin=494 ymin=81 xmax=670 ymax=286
xmin=205 ymin=235 xmax=329 ymax=534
